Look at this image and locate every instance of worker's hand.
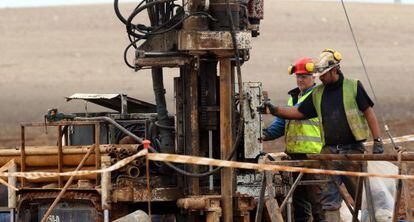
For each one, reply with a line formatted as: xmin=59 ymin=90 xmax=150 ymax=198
xmin=373 ymin=138 xmax=384 ymax=154
xmin=257 ymin=101 xmax=278 ymax=116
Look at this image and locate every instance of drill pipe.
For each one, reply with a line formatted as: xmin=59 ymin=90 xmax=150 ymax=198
xmin=0 ymin=144 xmax=138 ymax=156
xmin=0 ymin=145 xmax=138 ymax=167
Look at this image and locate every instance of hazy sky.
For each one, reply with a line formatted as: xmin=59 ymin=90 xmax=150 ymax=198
xmin=0 ymin=0 xmax=413 ymax=8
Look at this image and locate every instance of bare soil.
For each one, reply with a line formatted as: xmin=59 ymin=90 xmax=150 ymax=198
xmin=1 ymin=1 xmax=413 ymax=148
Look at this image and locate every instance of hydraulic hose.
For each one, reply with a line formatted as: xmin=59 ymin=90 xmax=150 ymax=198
xmin=74 ymin=116 xmax=240 ymax=178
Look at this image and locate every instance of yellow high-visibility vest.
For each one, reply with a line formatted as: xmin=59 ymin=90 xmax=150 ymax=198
xmin=285 ymin=89 xmax=323 ymax=154
xmin=312 ymin=78 xmax=370 ymax=144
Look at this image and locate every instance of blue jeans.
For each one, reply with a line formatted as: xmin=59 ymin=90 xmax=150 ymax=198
xmin=320 ymin=143 xmax=365 ymax=211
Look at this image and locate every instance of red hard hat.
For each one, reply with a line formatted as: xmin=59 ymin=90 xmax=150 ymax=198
xmin=288 ymin=57 xmax=315 ymax=75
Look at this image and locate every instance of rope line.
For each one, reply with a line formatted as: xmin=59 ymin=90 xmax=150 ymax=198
xmin=339 ymin=0 xmax=398 ymax=149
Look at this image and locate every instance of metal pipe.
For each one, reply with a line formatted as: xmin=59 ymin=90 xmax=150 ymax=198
xmin=287 ymin=198 xmax=292 ymax=222
xmin=74 ymin=116 xmax=144 ymax=144
xmin=104 ymin=209 xmax=110 ymax=222
xmin=254 ymin=172 xmax=266 ymax=222
xmin=189 ymin=65 xmax=200 ymax=195
xmin=8 ymin=161 xmax=16 ymax=222
xmin=280 ymin=172 xmax=304 ymax=211
xmin=219 ymin=58 xmax=233 ymax=222
xmin=151 ymin=68 xmax=175 ymax=154
xmin=10 ymin=209 xmax=15 ymax=222
xmin=0 ymin=145 xmax=137 ymax=156
xmin=0 ymin=155 xmax=99 ymax=167
xmin=126 ymin=166 xmax=140 ymax=178
xmin=101 ymin=156 xmax=111 ymax=214
xmin=209 ymin=130 xmax=213 ymax=191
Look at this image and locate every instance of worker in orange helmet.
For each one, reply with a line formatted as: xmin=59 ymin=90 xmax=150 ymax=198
xmin=261 ymin=49 xmax=383 ymax=221
xmin=261 ymin=57 xmax=324 ymax=221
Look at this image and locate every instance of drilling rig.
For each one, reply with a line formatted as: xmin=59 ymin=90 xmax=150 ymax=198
xmin=112 ymin=0 xmax=266 ymax=221
xmin=1 ymin=0 xmax=267 ymax=221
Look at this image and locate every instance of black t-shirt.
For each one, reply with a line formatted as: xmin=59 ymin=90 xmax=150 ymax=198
xmin=298 ymin=74 xmax=374 ymax=145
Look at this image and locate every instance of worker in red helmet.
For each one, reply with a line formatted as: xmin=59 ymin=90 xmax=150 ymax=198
xmin=262 ymin=57 xmax=324 ymax=221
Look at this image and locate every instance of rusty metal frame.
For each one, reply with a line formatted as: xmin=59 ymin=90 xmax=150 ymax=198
xmin=19 ymin=120 xmax=103 ymax=189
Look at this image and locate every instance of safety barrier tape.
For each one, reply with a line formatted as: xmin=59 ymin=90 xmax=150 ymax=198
xmin=0 ymin=134 xmax=414 ymax=190
xmin=0 ymin=149 xmax=148 ymax=180
xmin=146 ymin=153 xmax=414 ymax=180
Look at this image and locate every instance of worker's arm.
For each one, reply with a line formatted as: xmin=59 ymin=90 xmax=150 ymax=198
xmin=363 ymin=107 xmax=380 ymax=139
xmin=268 ymin=103 xmax=305 ymax=120
xmin=363 ymin=106 xmax=384 ymax=153
xmin=264 ymin=117 xmax=285 ymax=140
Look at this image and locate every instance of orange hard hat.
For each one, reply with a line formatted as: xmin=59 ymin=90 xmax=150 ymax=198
xmin=288 ymin=57 xmax=315 ymax=75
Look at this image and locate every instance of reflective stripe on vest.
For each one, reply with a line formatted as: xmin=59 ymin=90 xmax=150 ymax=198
xmin=312 ymin=78 xmax=370 ymax=144
xmin=285 ymin=89 xmax=323 ymax=154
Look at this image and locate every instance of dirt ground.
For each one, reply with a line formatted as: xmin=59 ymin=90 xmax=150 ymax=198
xmin=1 ymin=1 xmax=413 ymax=148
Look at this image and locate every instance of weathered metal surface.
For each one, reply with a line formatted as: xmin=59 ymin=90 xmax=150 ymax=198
xmin=18 ymin=191 xmax=102 ymax=222
xmin=136 ymin=56 xmax=192 ymax=69
xmin=236 ymin=173 xmax=262 ymax=197
xmin=255 ymin=172 xmax=266 ymax=222
xmin=403 ymin=163 xmax=414 ymax=220
xmin=209 ymin=2 xmax=240 ymax=31
xmin=247 ymin=0 xmax=264 ymax=19
xmin=67 ymin=93 xmax=156 ymax=113
xmin=190 ymin=62 xmax=200 ymax=195
xmin=21 ymin=125 xmax=26 ymax=187
xmin=177 ymin=196 xmax=222 ymax=222
xmin=113 ymin=210 xmax=150 ymax=222
xmin=243 ymin=82 xmax=263 ymax=159
xmin=233 ymin=195 xmax=255 ymax=222
xmin=38 ymin=202 xmax=99 ymax=222
xmin=174 ymin=76 xmax=184 ymax=155
xmin=137 ymin=30 xmax=178 ymax=52
xmin=58 ymin=126 xmax=63 ymax=187
xmin=94 ymin=124 xmax=101 ymax=184
xmin=264 ymin=171 xmax=284 ymax=222
xmin=101 ymin=156 xmax=111 ymax=211
xmin=21 ymin=120 xmax=101 ymax=127
xmin=219 ymin=58 xmax=233 ymax=222
xmin=112 ymin=181 xmax=184 ymax=202
xmin=7 ymin=162 xmax=17 ymax=209
xmin=183 ymin=15 xmax=209 ymax=31
xmin=199 ymin=61 xmax=219 ymax=130
xmin=40 ymin=146 xmax=96 ymax=222
xmin=178 ymin=31 xmax=251 ymax=51
xmin=177 ymin=196 xmax=220 ymax=210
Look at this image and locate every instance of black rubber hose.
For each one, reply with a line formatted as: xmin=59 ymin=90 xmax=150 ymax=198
xmin=114 ymin=0 xmax=146 ymax=25
xmin=74 ymin=116 xmax=240 ymax=177
xmin=126 ymin=0 xmax=175 ymax=38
